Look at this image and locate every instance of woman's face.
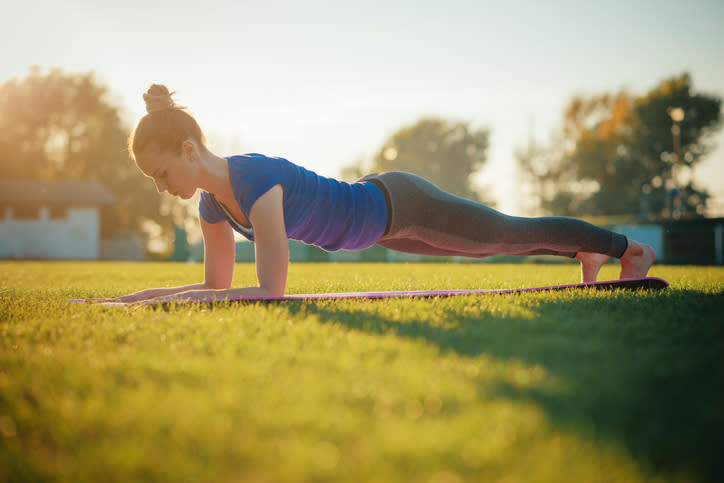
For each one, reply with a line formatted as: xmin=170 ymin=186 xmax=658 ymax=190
xmin=135 ymin=145 xmax=199 ymax=200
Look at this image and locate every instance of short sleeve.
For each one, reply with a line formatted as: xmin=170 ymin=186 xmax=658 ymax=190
xmin=232 ymin=156 xmax=284 ymax=220
xmin=198 ymin=191 xmax=226 ymax=224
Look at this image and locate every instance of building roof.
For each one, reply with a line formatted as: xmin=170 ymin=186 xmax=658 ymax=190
xmin=0 ymin=179 xmax=116 ymax=204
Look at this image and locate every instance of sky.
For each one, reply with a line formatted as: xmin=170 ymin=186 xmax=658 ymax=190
xmin=3 ymin=0 xmax=724 ymax=215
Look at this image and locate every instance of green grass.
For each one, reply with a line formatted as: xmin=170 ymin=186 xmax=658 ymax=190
xmin=1 ymin=261 xmax=722 ymax=482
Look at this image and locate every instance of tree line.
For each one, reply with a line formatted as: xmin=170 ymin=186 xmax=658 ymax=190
xmin=0 ymin=67 xmax=189 ymax=245
xmin=516 ymin=74 xmax=721 ymax=219
xmin=1 ymin=67 xmax=720 ymax=250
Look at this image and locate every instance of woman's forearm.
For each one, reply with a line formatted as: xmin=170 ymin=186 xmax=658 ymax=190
xmin=106 ymin=283 xmax=211 ymax=303
xmin=143 ymin=285 xmax=282 ymax=304
xmin=149 ymin=283 xmax=210 ymax=297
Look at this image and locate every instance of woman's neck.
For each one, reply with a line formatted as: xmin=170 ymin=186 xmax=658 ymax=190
xmin=198 ymin=150 xmax=232 ymax=198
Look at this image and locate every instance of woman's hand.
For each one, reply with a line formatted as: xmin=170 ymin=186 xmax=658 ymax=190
xmin=82 ymin=285 xmax=208 ymax=304
xmin=80 ymin=289 xmax=162 ymax=304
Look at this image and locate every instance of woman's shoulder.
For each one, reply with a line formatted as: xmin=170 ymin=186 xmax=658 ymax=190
xmin=227 ymin=153 xmax=287 ymax=163
xmin=227 ymin=153 xmax=300 ymax=175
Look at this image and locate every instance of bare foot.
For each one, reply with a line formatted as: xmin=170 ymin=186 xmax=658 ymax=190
xmin=619 ymin=241 xmax=656 ymax=279
xmin=575 ymin=252 xmax=610 ymax=283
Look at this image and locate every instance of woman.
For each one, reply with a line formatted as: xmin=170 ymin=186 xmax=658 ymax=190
xmin=105 ymin=84 xmax=655 ymax=304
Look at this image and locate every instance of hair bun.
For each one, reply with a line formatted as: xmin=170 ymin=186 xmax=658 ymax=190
xmin=143 ymin=84 xmax=177 ymax=113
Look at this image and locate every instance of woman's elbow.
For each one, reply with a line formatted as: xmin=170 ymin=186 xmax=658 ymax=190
xmin=259 ymin=277 xmax=286 ymax=297
xmin=205 ymin=280 xmax=232 ymax=290
xmin=265 ymin=284 xmax=286 ymax=298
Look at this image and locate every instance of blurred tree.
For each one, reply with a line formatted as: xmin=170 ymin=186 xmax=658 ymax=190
xmin=630 ymin=74 xmax=720 ymax=218
xmin=515 ymin=130 xmax=588 ymax=216
xmin=0 ymin=66 xmax=180 ymax=240
xmin=517 ymin=74 xmax=721 ymax=219
xmin=368 ymin=118 xmax=491 ymax=202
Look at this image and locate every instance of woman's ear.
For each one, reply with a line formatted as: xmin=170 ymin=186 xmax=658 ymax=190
xmin=182 ymin=140 xmax=197 ymax=162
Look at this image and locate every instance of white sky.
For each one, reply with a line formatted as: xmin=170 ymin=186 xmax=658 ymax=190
xmin=3 ymin=0 xmax=723 ymax=214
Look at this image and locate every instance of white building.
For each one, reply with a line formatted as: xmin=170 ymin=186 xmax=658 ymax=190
xmin=0 ymin=180 xmax=116 ymax=260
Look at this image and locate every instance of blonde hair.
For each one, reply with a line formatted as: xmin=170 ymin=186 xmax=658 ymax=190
xmin=128 ymin=84 xmax=207 ymax=160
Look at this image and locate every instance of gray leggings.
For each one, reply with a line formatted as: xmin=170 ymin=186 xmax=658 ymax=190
xmin=362 ymin=172 xmax=628 ymax=259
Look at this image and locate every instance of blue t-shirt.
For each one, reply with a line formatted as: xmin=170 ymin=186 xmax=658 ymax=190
xmin=198 ymin=154 xmax=388 ymax=251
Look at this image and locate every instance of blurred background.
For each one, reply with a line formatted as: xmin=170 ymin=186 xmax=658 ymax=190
xmin=1 ymin=0 xmax=722 ymax=263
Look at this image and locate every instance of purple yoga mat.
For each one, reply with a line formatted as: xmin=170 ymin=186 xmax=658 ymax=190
xmin=219 ymin=277 xmax=669 ymax=302
xmin=155 ymin=277 xmax=669 ymax=304
xmin=68 ymin=277 xmax=668 ymax=305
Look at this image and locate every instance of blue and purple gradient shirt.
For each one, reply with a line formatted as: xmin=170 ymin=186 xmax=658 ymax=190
xmin=198 ymin=154 xmax=387 ymax=251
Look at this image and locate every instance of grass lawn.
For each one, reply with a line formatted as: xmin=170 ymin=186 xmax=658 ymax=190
xmin=1 ymin=261 xmax=722 ymax=482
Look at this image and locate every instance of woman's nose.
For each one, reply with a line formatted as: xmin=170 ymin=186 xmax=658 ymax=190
xmin=154 ymin=179 xmax=167 ymax=193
